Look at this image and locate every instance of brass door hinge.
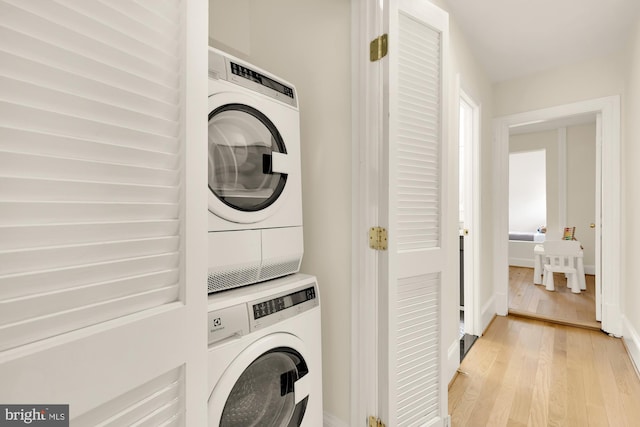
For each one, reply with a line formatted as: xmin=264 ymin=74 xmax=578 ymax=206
xmin=370 ymin=34 xmax=388 ymax=61
xmin=368 ymin=416 xmax=386 ymax=427
xmin=369 ymin=226 xmax=388 ymax=251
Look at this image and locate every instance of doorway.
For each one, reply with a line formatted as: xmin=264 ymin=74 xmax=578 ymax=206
xmin=458 ymin=86 xmax=480 ymax=359
xmin=493 ymin=96 xmax=622 ymax=336
xmin=506 ymin=118 xmax=600 ymax=329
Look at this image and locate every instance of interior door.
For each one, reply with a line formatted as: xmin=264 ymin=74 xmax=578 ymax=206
xmin=595 ymin=113 xmax=602 ymax=321
xmin=377 ymin=0 xmax=450 ymax=425
xmin=0 ymin=0 xmax=208 ymax=424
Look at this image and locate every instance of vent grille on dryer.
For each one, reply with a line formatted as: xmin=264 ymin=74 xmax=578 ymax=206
xmin=208 ymin=266 xmax=259 ymax=293
xmin=258 ymin=258 xmax=301 ymax=282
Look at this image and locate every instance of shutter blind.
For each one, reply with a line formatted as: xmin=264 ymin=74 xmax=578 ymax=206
xmin=394 ymin=10 xmax=443 ymax=427
xmin=73 ymin=367 xmax=185 ymax=427
xmin=0 ymin=0 xmax=183 ymax=352
xmin=396 ymin=273 xmax=440 ymax=426
xmin=396 ymin=12 xmax=441 ymax=252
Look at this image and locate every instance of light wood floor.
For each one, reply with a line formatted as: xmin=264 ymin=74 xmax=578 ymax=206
xmin=508 ymin=266 xmax=599 ymax=330
xmin=448 ymin=315 xmax=640 ymax=427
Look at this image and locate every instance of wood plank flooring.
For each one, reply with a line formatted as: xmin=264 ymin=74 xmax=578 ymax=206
xmin=508 ymin=266 xmax=599 ymax=330
xmin=448 ymin=316 xmax=640 ymax=427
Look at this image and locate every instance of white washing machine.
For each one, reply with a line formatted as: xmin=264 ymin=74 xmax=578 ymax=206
xmin=207 ymin=274 xmax=323 ymax=426
xmin=207 ymin=47 xmax=303 ymax=293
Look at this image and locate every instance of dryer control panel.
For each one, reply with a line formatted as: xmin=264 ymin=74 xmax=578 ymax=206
xmin=208 ymin=47 xmax=298 ymax=108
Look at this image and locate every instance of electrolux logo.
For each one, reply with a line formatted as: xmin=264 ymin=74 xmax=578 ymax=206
xmin=0 ymin=405 xmax=68 ymax=426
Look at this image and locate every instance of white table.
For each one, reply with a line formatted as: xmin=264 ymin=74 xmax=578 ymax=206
xmin=533 ymin=243 xmax=586 ymax=290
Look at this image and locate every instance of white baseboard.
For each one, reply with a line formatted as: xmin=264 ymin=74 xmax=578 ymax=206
xmin=481 ymin=295 xmax=496 ymax=335
xmin=447 ymin=339 xmax=459 ymax=383
xmin=622 ymin=315 xmax=640 ymax=378
xmin=324 ymin=411 xmax=349 ymax=427
xmin=508 ymin=257 xmax=534 ymax=268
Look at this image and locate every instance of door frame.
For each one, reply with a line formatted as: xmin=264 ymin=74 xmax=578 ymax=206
xmin=493 ymin=95 xmax=621 ymax=335
xmin=457 ymin=80 xmax=482 ymax=337
xmin=350 ymin=0 xmax=384 ymax=424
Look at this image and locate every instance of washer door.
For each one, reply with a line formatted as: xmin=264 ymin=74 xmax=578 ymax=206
xmin=209 ymin=334 xmax=313 ymax=427
xmin=208 ymin=93 xmax=293 ymax=224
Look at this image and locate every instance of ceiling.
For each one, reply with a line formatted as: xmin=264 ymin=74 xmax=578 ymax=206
xmin=445 ymin=0 xmax=640 ymax=82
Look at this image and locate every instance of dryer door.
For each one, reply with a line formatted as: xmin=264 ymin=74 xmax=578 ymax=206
xmin=209 ymin=334 xmax=314 ymax=427
xmin=208 ymin=95 xmax=294 ymax=224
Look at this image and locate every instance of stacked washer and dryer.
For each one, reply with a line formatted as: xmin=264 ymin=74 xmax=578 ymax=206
xmin=206 ymin=47 xmax=322 ymax=427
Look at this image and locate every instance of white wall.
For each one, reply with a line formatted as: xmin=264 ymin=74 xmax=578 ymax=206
xmin=623 ymin=17 xmax=640 ymax=369
xmin=429 ymin=0 xmax=496 ymax=381
xmin=493 ymin=51 xmax=627 ymax=117
xmin=448 ymin=21 xmax=496 ymax=337
xmin=209 ymin=0 xmax=352 ymax=422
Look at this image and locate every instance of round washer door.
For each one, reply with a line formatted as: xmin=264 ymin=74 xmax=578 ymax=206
xmin=208 ymin=92 xmax=294 ymax=224
xmin=209 ymin=333 xmax=314 ymax=427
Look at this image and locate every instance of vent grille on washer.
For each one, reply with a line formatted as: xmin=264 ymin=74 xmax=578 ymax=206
xmin=207 ymin=257 xmax=302 ymax=294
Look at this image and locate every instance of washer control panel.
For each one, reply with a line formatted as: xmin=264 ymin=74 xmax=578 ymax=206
xmin=248 ymin=284 xmax=318 ymax=331
xmin=208 ymin=282 xmax=319 ymax=346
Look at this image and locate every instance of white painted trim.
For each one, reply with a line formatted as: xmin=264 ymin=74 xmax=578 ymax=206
xmin=622 ymin=316 xmax=640 ymax=378
xmin=481 ymin=296 xmax=497 ymax=335
xmin=183 ymin=1 xmax=210 ymax=424
xmin=324 ymin=411 xmax=350 ymax=427
xmin=493 ymin=121 xmax=510 ymax=317
xmin=493 ymin=95 xmax=622 ymax=335
xmin=557 ymin=127 xmax=567 ymax=227
xmin=508 ymin=258 xmax=535 ymax=268
xmin=351 ymin=0 xmax=382 ymax=426
xmin=595 ymin=113 xmax=603 ymax=322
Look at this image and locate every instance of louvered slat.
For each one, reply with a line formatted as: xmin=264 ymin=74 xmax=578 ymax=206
xmin=73 ymin=368 xmax=185 ymax=427
xmin=0 ymin=0 xmax=183 ymax=351
xmin=0 ymin=127 xmax=178 ymax=168
xmin=0 ymin=1 xmax=179 ymax=87
xmin=396 ymin=12 xmax=442 ymax=252
xmin=396 ymin=273 xmax=440 ymax=427
xmin=0 ymin=253 xmax=179 ymax=300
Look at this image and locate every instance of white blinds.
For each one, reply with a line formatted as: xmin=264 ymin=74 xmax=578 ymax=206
xmin=396 ymin=273 xmax=440 ymax=426
xmin=0 ymin=0 xmax=183 ymax=352
xmin=396 ymin=12 xmax=442 ymax=252
xmin=73 ymin=367 xmax=185 ymax=427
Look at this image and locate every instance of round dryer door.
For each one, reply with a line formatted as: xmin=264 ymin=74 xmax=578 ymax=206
xmin=209 ymin=335 xmax=314 ymax=427
xmin=208 ymin=103 xmax=288 ymax=222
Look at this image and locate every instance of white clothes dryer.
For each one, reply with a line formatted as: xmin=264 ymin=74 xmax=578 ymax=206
xmin=207 ymin=47 xmax=303 ymax=293
xmin=207 ymin=274 xmax=323 ymax=426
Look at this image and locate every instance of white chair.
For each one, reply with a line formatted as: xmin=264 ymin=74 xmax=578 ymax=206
xmin=541 ymin=240 xmax=584 ymax=293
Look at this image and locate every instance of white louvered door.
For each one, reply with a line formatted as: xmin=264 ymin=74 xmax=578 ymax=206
xmin=0 ymin=0 xmax=208 ymax=424
xmin=379 ymin=0 xmax=449 ymax=426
